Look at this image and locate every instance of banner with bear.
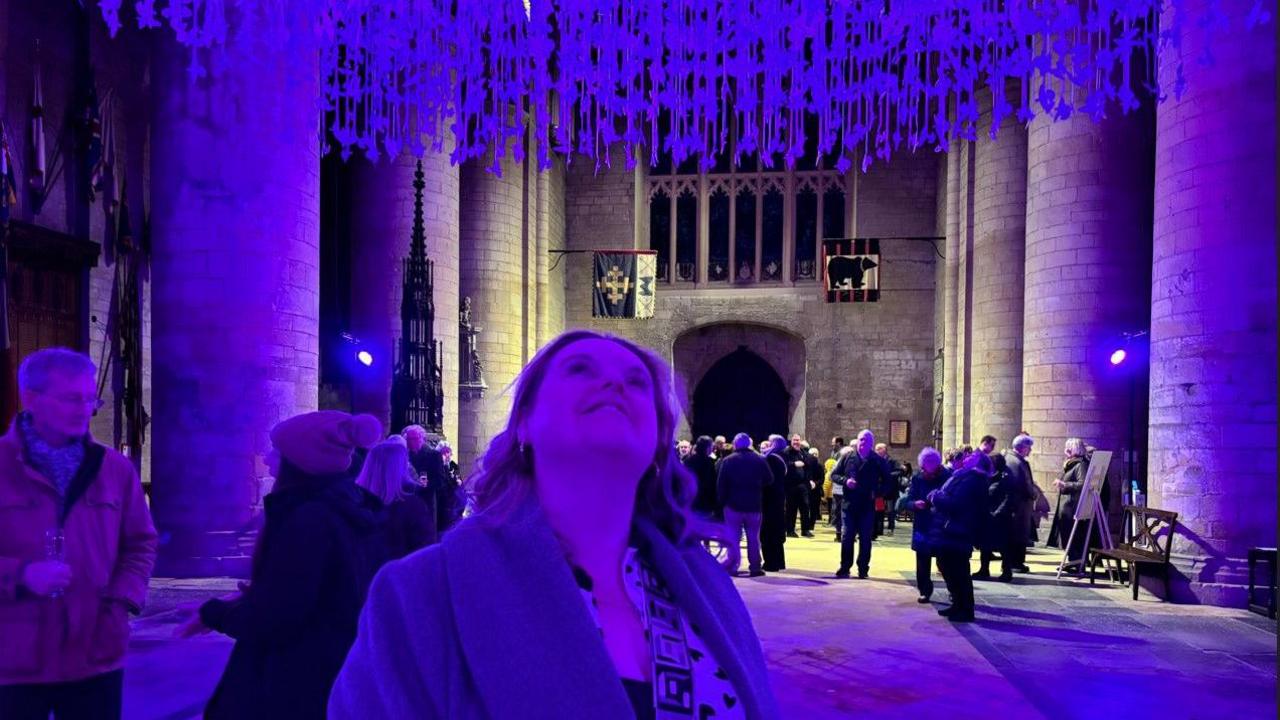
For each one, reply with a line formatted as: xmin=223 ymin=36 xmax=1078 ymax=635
xmin=822 ymin=238 xmax=880 ymax=302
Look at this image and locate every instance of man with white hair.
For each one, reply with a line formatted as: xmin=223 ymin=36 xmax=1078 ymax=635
xmin=1001 ymin=433 xmax=1037 ymax=574
xmin=832 ymin=429 xmax=892 ymax=579
xmin=0 ymin=348 xmax=157 ymax=718
xmin=715 ymin=433 xmax=774 ymax=576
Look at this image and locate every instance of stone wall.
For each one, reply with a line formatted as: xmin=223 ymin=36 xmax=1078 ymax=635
xmin=1 ymin=3 xmax=153 ymax=480
xmin=564 ymin=150 xmax=939 ymax=464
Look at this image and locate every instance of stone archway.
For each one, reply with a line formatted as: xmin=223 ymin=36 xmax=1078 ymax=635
xmin=672 ymin=323 xmax=807 ymax=442
xmin=692 ymin=348 xmax=790 ymax=442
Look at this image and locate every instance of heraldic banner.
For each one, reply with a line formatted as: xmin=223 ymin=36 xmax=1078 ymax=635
xmin=593 ymin=250 xmax=657 ymax=319
xmin=822 ymin=238 xmax=881 ymax=303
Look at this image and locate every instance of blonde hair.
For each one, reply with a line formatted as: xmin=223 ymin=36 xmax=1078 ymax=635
xmin=1064 ymin=437 xmax=1088 ymax=458
xmin=468 ymin=330 xmax=705 ymax=545
xmin=355 ymin=440 xmax=412 ymax=505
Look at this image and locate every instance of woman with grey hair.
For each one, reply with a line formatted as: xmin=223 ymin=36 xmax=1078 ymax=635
xmin=1048 ymin=438 xmax=1095 ymax=560
xmin=331 ymin=330 xmax=778 ymax=718
xmin=907 ymin=447 xmax=952 ymax=602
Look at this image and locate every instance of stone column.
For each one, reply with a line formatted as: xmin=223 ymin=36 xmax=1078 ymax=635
xmin=954 ymin=139 xmax=977 ymax=444
xmin=458 ymin=154 xmax=526 ymax=473
xmin=348 ymin=149 xmax=461 ymax=443
xmin=942 ymin=145 xmax=961 ymax=449
xmin=1022 ymin=108 xmax=1153 ymax=517
xmin=968 ymin=93 xmax=1028 ymax=446
xmin=1148 ymin=0 xmax=1277 ymax=605
xmin=150 ymin=35 xmax=320 ymax=576
xmin=535 ymin=158 xmax=551 ymax=350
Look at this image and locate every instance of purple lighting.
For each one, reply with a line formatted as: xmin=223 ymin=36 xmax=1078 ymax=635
xmin=92 ymin=1 xmax=1272 ymax=174
xmin=357 ymin=350 xmax=374 ymax=368
xmin=1110 ymin=349 xmax=1128 ymax=366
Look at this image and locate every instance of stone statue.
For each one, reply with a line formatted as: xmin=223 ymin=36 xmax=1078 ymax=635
xmin=459 ymin=295 xmax=486 ymax=395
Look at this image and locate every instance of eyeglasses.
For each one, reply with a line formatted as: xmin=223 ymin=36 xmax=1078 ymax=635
xmin=45 ymin=394 xmax=105 ymax=410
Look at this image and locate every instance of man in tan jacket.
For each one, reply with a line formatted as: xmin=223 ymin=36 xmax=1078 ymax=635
xmin=0 ymin=348 xmax=157 ymax=719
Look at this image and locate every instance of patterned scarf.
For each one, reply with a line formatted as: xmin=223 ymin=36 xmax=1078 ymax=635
xmin=573 ymin=547 xmax=746 ymax=720
xmin=16 ymin=411 xmax=86 ymax=498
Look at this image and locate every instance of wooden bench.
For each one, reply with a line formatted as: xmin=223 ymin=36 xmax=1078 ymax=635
xmin=1089 ymin=505 xmax=1179 ymax=601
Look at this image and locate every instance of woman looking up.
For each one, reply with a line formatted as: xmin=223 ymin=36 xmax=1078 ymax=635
xmin=330 ymin=330 xmax=779 ymax=719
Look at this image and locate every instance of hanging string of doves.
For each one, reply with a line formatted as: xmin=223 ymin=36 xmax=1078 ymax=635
xmin=94 ymin=0 xmax=1270 ymax=174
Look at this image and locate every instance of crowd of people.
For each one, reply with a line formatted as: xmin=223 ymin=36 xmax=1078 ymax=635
xmin=685 ymin=429 xmax=1108 ymax=624
xmin=174 ymin=418 xmax=465 ymax=718
xmin=1 ymin=340 xmax=1111 ymax=718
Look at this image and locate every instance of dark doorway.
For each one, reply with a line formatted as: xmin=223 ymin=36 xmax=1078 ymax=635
xmin=692 ymin=347 xmax=789 ymax=443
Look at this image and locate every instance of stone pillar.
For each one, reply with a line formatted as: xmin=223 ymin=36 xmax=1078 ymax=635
xmin=954 ymin=140 xmax=977 ymax=444
xmin=544 ymin=157 xmax=568 ymax=339
xmin=458 ymin=154 xmax=526 ymax=474
xmin=1148 ymin=0 xmax=1277 ymax=605
xmin=348 ymin=149 xmax=461 ymax=443
xmin=150 ymin=35 xmax=320 ymax=576
xmin=942 ymin=146 xmax=961 ymax=449
xmin=1022 ymin=109 xmax=1153 ymax=516
xmin=968 ymin=94 xmax=1027 ymax=446
xmin=535 ymin=158 xmax=551 ymax=350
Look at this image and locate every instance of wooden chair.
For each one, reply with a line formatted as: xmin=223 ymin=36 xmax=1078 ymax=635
xmin=1089 ymin=505 xmax=1179 ymax=601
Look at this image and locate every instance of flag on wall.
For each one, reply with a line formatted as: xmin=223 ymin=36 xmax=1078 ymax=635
xmin=0 ymin=121 xmax=18 ymax=351
xmin=823 ymin=238 xmax=880 ymax=303
xmin=593 ymin=251 xmax=657 ymax=319
xmin=30 ymin=43 xmax=46 ymax=195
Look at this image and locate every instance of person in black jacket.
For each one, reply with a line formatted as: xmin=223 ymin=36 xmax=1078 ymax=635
xmin=716 ymin=433 xmax=774 ymax=576
xmin=907 ymin=448 xmax=952 ymax=603
xmin=176 ymin=411 xmax=392 ymax=719
xmin=874 ymin=443 xmax=904 ymax=537
xmin=761 ymin=435 xmax=790 ymax=571
xmin=833 ymin=429 xmax=892 ymax=579
xmin=1049 ymin=438 xmax=1099 ymax=565
xmin=924 ymin=452 xmax=995 ymax=623
xmin=685 ymin=435 xmax=721 ymax=519
xmin=974 ymin=453 xmax=1016 ymax=582
xmin=356 ymin=439 xmax=437 ymax=558
xmin=805 ymin=446 xmax=824 ymax=527
xmin=405 ymin=425 xmax=452 ymax=534
xmin=782 ymin=435 xmax=814 ymax=537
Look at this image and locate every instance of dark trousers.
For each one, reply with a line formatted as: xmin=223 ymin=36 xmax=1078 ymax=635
xmin=838 ymin=501 xmax=875 ymax=574
xmin=0 ymin=669 xmax=123 ymax=720
xmin=830 ymin=494 xmax=843 ymax=534
xmin=809 ymin=490 xmax=822 ymax=526
xmin=785 ymin=487 xmax=812 ymax=534
xmin=937 ymin=552 xmax=975 ymax=615
xmin=915 ymin=550 xmax=936 ymax=598
xmin=761 ymin=494 xmax=787 ymax=570
xmin=980 ymin=542 xmax=1027 ymax=575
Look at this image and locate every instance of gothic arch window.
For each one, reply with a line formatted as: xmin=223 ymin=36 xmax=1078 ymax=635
xmin=645 ymin=114 xmax=852 ymax=287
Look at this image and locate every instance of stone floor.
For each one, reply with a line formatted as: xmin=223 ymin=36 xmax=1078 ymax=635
xmin=123 ymin=520 xmax=1276 ymax=719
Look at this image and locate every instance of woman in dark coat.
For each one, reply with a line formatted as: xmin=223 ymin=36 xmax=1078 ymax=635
xmin=684 ymin=435 xmax=721 ymax=519
xmin=176 ymin=411 xmax=391 ymax=720
xmin=761 ymin=436 xmax=790 ymax=571
xmin=924 ymin=452 xmax=995 ymax=623
xmin=357 ymin=439 xmax=437 ymax=558
xmin=907 ymin=448 xmax=952 ymax=603
xmin=1049 ymin=438 xmax=1102 ymax=565
xmin=974 ymin=453 xmax=1017 ymax=582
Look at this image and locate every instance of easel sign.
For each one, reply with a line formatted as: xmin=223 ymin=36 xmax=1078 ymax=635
xmin=1073 ymin=451 xmax=1111 ymax=522
xmin=1057 ymin=450 xmax=1114 ymax=578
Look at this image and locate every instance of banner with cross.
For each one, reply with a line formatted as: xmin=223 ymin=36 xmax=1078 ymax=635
xmin=592 ymin=251 xmax=656 ymax=319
